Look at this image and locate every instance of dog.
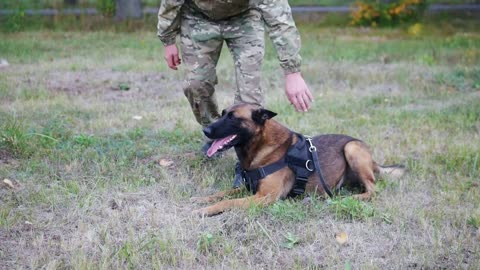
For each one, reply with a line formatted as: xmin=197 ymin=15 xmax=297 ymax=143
xmin=191 ymin=103 xmax=405 ymax=216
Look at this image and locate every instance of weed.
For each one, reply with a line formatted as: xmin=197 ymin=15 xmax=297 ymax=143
xmin=328 ymin=197 xmax=375 ymax=221
xmin=268 ymin=200 xmax=307 ymax=222
xmin=467 ymin=216 xmax=480 ymax=229
xmin=0 ymin=116 xmax=32 ymax=157
xmin=281 ymin=232 xmax=300 ymax=249
xmin=73 ymin=134 xmax=96 ymax=147
xmin=196 ymin=232 xmax=215 ymax=254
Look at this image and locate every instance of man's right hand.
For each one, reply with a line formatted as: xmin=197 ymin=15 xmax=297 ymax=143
xmin=164 ymin=44 xmax=181 ymax=70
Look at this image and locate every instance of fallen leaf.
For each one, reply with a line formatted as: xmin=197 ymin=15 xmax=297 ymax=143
xmin=3 ymin=179 xmax=15 ymax=189
xmin=159 ymin=159 xmax=174 ymax=167
xmin=335 ymin=231 xmax=348 ymax=245
xmin=132 ymin=115 xmax=143 ymax=120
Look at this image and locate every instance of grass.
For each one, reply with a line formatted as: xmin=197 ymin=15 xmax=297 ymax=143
xmin=0 ymin=16 xmax=480 ymax=269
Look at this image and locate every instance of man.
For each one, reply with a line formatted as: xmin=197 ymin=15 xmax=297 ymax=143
xmin=157 ymin=0 xmax=313 ymax=186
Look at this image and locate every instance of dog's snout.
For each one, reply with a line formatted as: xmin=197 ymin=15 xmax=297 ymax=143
xmin=203 ymin=127 xmax=213 ymax=138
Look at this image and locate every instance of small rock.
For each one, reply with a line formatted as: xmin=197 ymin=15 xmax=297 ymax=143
xmin=0 ymin=59 xmax=9 ymax=68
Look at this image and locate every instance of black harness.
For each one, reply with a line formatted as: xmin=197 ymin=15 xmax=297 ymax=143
xmin=241 ymin=133 xmax=333 ymax=198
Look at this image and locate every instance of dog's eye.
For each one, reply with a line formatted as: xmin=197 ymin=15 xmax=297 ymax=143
xmin=227 ymin=111 xmax=234 ymax=119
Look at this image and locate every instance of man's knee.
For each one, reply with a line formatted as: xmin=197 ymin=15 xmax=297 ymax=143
xmin=183 ymin=80 xmax=215 ymax=98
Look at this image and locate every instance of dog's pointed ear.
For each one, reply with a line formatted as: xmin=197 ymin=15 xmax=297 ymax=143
xmin=252 ymin=109 xmax=277 ymax=125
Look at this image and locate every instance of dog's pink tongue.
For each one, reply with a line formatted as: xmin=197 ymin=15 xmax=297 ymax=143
xmin=207 ymin=136 xmax=234 ymax=157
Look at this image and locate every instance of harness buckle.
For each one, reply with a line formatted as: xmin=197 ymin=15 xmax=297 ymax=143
xmin=306 ymin=136 xmax=317 ymax=153
xmin=305 ymin=160 xmax=314 ymax=172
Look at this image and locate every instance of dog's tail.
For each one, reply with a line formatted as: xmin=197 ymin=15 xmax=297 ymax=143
xmin=375 ymin=163 xmax=406 ymax=179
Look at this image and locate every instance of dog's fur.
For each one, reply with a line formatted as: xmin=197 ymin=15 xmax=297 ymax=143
xmin=191 ymin=103 xmax=405 ymax=216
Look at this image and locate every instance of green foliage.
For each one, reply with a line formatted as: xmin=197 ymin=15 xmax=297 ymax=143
xmin=118 ymin=82 xmax=131 ymax=91
xmin=467 ymin=215 xmax=480 ymax=229
xmin=196 ymin=232 xmax=215 ymax=254
xmin=350 ymin=0 xmax=428 ymax=27
xmin=328 ymin=197 xmax=375 ymax=220
xmin=268 ymin=200 xmax=307 ymax=222
xmin=281 ymin=232 xmax=300 ymax=249
xmin=73 ymin=134 xmax=96 ymax=147
xmin=433 ymin=146 xmax=479 ymax=178
xmin=0 ymin=116 xmax=33 ymax=157
xmin=97 ymin=0 xmax=116 ymax=17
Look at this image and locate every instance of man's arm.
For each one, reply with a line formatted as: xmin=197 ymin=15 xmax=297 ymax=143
xmin=256 ymin=0 xmax=313 ymax=112
xmin=157 ymin=0 xmax=184 ymax=70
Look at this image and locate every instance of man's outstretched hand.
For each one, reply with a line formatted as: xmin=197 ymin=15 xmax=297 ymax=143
xmin=164 ymin=44 xmax=181 ymax=70
xmin=285 ymin=72 xmax=313 ymax=112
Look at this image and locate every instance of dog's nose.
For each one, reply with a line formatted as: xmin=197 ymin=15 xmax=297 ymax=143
xmin=203 ymin=127 xmax=213 ymax=138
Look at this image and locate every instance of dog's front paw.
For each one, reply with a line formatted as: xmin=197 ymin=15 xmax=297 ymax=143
xmin=191 ymin=208 xmax=209 ymax=217
xmin=190 ymin=196 xmax=214 ymax=204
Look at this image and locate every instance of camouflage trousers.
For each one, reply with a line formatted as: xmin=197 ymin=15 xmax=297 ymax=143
xmin=180 ymin=7 xmax=265 ymax=127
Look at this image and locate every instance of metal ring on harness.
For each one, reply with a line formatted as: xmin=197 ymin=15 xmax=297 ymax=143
xmin=305 ymin=160 xmax=314 ymax=172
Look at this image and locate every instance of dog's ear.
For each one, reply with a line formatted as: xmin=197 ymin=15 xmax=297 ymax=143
xmin=252 ymin=109 xmax=277 ymax=125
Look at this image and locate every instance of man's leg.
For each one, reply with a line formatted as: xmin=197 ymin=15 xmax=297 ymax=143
xmin=180 ymin=10 xmax=223 ymax=128
xmin=224 ymin=10 xmax=266 ymax=187
xmin=224 ymin=9 xmax=265 ymax=106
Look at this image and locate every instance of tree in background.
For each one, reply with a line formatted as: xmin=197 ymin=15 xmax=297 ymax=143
xmin=64 ymin=0 xmax=77 ymax=6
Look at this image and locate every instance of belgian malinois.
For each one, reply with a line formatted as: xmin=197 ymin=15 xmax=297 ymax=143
xmin=191 ymin=103 xmax=404 ymax=216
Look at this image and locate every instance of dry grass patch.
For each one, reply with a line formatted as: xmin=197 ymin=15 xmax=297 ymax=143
xmin=1 ymin=22 xmax=479 ymax=269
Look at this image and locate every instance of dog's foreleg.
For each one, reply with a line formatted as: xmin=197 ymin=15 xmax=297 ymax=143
xmin=192 ymin=193 xmax=277 ymax=217
xmin=190 ymin=188 xmax=242 ymax=204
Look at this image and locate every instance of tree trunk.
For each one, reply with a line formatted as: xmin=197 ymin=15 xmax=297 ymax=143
xmin=115 ymin=0 xmax=143 ymax=20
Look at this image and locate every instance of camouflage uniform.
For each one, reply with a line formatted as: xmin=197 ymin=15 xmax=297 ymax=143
xmin=157 ymin=0 xmax=302 ymax=127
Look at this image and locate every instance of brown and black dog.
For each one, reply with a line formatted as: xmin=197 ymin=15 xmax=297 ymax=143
xmin=191 ymin=103 xmax=404 ymax=216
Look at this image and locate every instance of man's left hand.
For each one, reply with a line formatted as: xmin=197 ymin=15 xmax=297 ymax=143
xmin=285 ymin=72 xmax=313 ymax=112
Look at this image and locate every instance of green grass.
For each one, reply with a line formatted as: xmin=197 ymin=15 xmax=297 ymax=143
xmin=0 ymin=16 xmax=479 ymax=269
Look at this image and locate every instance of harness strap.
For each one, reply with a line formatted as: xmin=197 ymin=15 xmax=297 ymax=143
xmin=242 ymin=157 xmax=287 ymax=194
xmin=308 ymin=139 xmax=333 ymax=198
xmin=241 ymin=134 xmax=334 ymax=199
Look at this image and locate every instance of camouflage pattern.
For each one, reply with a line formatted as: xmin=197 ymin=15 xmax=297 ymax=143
xmin=157 ymin=0 xmax=302 ymax=126
xmin=181 ymin=6 xmax=265 ymax=126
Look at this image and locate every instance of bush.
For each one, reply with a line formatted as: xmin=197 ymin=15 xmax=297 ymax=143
xmin=97 ymin=0 xmax=116 ymax=17
xmin=350 ymin=0 xmax=428 ymax=27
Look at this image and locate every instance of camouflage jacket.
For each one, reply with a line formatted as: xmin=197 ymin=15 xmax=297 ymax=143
xmin=157 ymin=0 xmax=302 ymax=73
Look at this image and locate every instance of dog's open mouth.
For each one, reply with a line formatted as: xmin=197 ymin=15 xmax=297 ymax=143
xmin=207 ymin=134 xmax=237 ymax=157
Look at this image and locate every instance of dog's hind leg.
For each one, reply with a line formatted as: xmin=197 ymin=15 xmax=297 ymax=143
xmin=343 ymin=141 xmax=377 ymax=200
xmin=190 ymin=188 xmax=243 ymax=204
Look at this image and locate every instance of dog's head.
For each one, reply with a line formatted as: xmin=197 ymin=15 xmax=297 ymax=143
xmin=203 ymin=103 xmax=277 ymax=157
